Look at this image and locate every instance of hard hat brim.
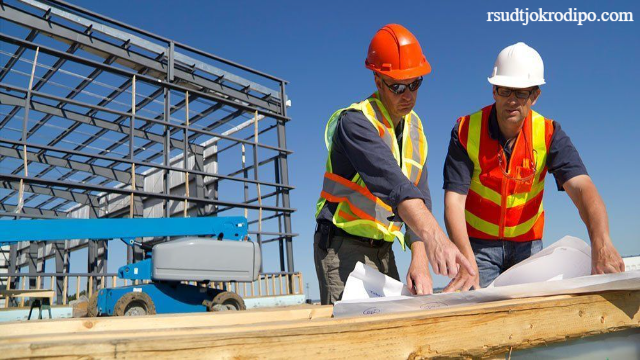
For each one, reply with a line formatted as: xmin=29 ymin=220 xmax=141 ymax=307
xmin=488 ymin=75 xmax=545 ymax=89
xmin=367 ymin=62 xmax=432 ymax=80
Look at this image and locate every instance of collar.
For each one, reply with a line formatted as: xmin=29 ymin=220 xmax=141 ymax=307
xmin=371 ymin=91 xmax=409 ymax=131
xmin=489 ymin=103 xmax=529 ymax=147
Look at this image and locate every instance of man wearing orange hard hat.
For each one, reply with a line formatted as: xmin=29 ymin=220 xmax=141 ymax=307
xmin=442 ymin=42 xmax=625 ymax=291
xmin=314 ymin=24 xmax=474 ymax=304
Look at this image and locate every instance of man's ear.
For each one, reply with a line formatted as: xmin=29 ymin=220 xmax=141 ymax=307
xmin=531 ymin=88 xmax=541 ymax=106
xmin=373 ymin=73 xmax=382 ymax=91
xmin=492 ymin=86 xmax=498 ymax=102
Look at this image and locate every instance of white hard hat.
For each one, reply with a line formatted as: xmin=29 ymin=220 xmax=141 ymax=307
xmin=488 ymin=42 xmax=545 ymax=89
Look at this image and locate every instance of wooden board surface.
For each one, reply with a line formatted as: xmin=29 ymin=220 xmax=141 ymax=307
xmin=0 ymin=289 xmax=54 ymax=298
xmin=0 ymin=304 xmax=333 ymax=338
xmin=0 ymin=290 xmax=638 ymax=359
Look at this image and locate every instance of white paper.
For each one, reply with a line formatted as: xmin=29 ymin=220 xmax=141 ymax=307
xmin=334 ymin=270 xmax=640 ymax=317
xmin=488 ymin=236 xmax=591 ymax=287
xmin=334 ymin=236 xmax=640 ymax=318
xmin=341 ymin=262 xmax=412 ymax=301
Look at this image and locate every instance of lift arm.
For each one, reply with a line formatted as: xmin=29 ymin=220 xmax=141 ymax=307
xmin=0 ymin=216 xmax=248 ymax=244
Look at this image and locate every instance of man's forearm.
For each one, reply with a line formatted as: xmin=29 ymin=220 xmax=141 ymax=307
xmin=444 ymin=197 xmax=474 ymax=259
xmin=566 ymin=176 xmax=610 ymax=244
xmin=442 ymin=191 xmax=479 ymax=291
xmin=398 ymin=198 xmax=444 ymax=244
xmin=565 ymin=175 xmax=624 ymax=273
xmin=398 ymin=198 xmax=474 ymax=277
xmin=582 ymin=187 xmax=610 ymax=245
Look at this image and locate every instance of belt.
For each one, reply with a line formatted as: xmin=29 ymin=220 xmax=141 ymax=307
xmin=316 ymin=222 xmax=387 ymax=248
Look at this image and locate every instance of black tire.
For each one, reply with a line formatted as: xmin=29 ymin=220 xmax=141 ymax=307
xmin=207 ymin=291 xmax=246 ymax=311
xmin=87 ymin=291 xmax=100 ymax=317
xmin=113 ymin=292 xmax=156 ymax=316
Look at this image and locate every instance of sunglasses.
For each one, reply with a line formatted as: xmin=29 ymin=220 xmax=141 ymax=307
xmin=379 ymin=76 xmax=423 ymax=95
xmin=495 ymin=86 xmax=538 ymax=100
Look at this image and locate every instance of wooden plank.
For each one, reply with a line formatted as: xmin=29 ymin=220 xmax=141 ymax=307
xmin=271 ymin=275 xmax=276 ymax=295
xmin=3 ymin=277 xmax=10 ymax=309
xmin=0 ymin=289 xmax=55 ymax=298
xmin=280 ymin=274 xmax=284 ymax=295
xmin=298 ymin=273 xmax=304 ymax=295
xmin=0 ymin=291 xmax=638 ymax=359
xmin=0 ymin=304 xmax=333 ymax=338
xmin=19 ymin=281 xmax=25 ymax=307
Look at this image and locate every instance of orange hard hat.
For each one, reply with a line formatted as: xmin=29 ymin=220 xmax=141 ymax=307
xmin=365 ymin=24 xmax=431 ymax=80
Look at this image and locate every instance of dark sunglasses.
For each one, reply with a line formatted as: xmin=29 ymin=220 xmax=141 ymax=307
xmin=495 ymin=86 xmax=538 ymax=100
xmin=380 ymin=76 xmax=423 ymax=95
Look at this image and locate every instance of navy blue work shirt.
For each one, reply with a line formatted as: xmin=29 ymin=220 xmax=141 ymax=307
xmin=316 ymin=109 xmax=432 ymax=248
xmin=443 ymin=104 xmax=588 ymax=240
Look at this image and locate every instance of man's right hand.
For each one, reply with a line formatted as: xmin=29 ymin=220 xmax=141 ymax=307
xmin=423 ymin=231 xmax=476 ymax=279
xmin=443 ymin=256 xmax=479 ymax=292
xmin=397 ymin=198 xmax=476 ymax=279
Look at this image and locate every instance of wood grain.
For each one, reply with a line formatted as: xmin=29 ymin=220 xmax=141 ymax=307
xmin=0 ymin=290 xmax=638 ymax=359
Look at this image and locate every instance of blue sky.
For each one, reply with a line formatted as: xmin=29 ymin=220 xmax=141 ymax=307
xmin=50 ymin=0 xmax=640 ymax=299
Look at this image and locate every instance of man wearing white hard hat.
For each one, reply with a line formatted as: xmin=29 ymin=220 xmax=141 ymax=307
xmin=441 ymin=42 xmax=625 ymax=290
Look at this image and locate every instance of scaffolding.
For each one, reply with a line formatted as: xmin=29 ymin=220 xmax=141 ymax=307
xmin=0 ymin=0 xmax=297 ymax=302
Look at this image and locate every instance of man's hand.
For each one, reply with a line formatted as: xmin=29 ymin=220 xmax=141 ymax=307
xmin=397 ymin=198 xmax=475 ymax=279
xmin=423 ymin=231 xmax=476 ymax=279
xmin=406 ymin=242 xmax=433 ymax=295
xmin=591 ymin=236 xmax=625 ymax=274
xmin=563 ymin=176 xmax=625 ymax=275
xmin=443 ymin=255 xmax=479 ymax=292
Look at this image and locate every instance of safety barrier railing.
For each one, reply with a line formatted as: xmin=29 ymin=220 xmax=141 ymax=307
xmin=0 ymin=272 xmax=303 ymax=308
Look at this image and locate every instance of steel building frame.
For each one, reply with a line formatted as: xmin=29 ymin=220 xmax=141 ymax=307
xmin=0 ymin=0 xmax=296 ymax=297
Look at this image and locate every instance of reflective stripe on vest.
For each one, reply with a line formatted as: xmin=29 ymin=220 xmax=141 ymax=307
xmin=315 ymin=93 xmax=428 ymax=249
xmin=461 ymin=105 xmax=552 ymax=241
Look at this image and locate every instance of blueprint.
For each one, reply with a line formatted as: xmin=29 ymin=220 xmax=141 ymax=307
xmin=333 ymin=236 xmax=640 ymax=317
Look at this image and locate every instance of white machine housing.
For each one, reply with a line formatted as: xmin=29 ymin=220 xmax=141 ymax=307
xmin=152 ymin=237 xmax=261 ymax=282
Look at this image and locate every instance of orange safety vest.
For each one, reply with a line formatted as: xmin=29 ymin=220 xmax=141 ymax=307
xmin=458 ymin=105 xmax=554 ymax=241
xmin=315 ymin=93 xmax=428 ymax=249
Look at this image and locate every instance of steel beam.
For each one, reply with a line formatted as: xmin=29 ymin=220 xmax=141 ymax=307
xmin=23 ymin=0 xmax=284 ymax=98
xmin=0 ymin=203 xmax=66 ymax=218
xmin=0 ymin=4 xmax=282 ymax=113
xmin=0 ymin=91 xmax=197 ymax=153
xmin=0 ymin=32 xmax=290 ymax=122
xmin=2 ymin=173 xmax=295 ymax=213
xmin=1 ymin=180 xmax=99 ymax=210
xmin=0 ymin=143 xmax=139 ymax=186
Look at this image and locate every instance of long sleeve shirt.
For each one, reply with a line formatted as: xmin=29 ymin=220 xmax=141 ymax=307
xmin=317 ymin=109 xmax=432 ymax=248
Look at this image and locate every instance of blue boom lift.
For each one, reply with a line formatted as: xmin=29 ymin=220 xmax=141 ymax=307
xmin=0 ymin=217 xmax=261 ymax=316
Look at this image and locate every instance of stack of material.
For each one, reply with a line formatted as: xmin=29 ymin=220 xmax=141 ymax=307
xmin=0 ymin=290 xmax=638 ymax=359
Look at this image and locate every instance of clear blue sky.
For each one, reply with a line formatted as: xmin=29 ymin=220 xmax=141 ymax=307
xmin=57 ymin=0 xmax=640 ymax=300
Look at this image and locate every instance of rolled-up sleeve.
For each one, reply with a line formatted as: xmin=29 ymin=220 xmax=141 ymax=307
xmin=443 ymin=123 xmax=474 ymax=194
xmin=547 ymin=122 xmax=588 ymax=191
xmin=335 ymin=111 xmax=428 ymax=218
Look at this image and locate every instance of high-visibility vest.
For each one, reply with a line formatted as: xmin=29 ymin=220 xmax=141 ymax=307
xmin=315 ymin=93 xmax=428 ymax=249
xmin=458 ymin=104 xmax=554 ymax=241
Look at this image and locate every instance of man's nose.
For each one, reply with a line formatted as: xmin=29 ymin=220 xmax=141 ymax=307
xmin=506 ymin=92 xmax=519 ymax=104
xmin=401 ymin=89 xmax=414 ymax=101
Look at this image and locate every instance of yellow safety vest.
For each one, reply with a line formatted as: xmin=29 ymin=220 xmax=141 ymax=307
xmin=315 ymin=93 xmax=428 ymax=249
